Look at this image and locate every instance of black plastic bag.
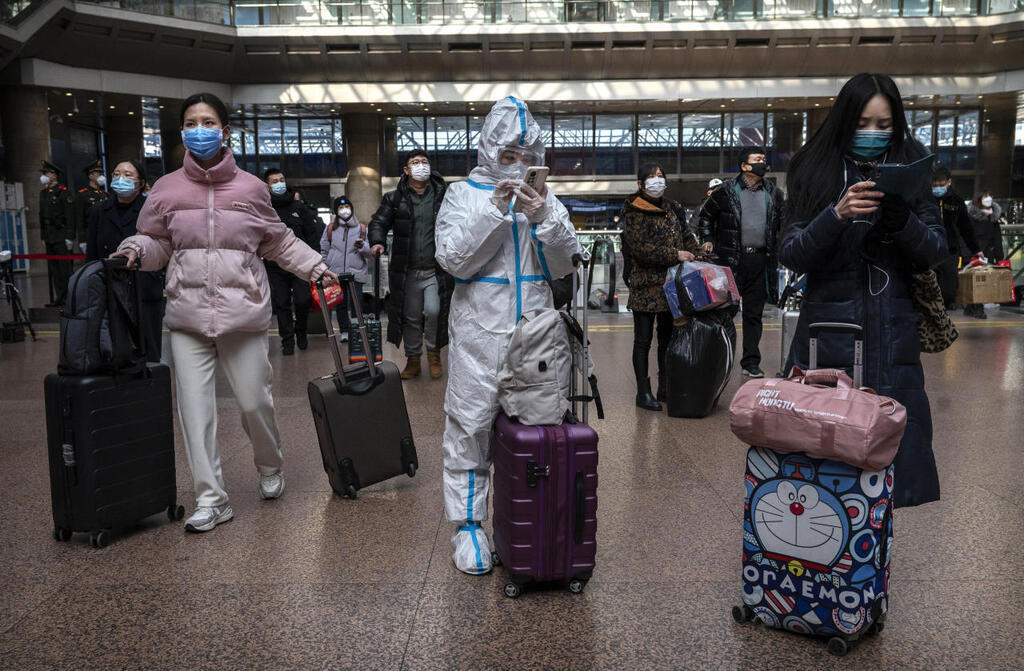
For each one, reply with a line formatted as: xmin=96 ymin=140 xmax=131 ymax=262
xmin=665 ymin=310 xmax=737 ymax=418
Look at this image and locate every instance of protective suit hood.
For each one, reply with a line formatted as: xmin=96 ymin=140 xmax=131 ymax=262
xmin=473 ymin=96 xmax=545 ymax=184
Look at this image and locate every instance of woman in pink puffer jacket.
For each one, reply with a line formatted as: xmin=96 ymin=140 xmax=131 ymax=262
xmin=114 ymin=92 xmax=339 ymax=533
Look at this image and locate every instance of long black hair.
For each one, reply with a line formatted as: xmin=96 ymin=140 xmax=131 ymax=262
xmin=786 ymin=73 xmax=926 ymax=222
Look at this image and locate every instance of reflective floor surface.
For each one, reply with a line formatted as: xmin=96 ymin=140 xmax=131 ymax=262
xmin=1 ymin=308 xmax=1022 ymax=670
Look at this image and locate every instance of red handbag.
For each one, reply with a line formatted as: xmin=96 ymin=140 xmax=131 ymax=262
xmin=310 ymin=282 xmax=343 ymax=311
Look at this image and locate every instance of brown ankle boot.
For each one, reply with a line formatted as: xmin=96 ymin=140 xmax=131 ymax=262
xmin=426 ymin=349 xmax=443 ymax=379
xmin=400 ymin=355 xmax=421 ymax=379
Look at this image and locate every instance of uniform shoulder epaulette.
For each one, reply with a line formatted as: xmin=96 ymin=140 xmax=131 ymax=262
xmin=78 ymin=188 xmax=88 ymax=193
xmin=58 ymin=186 xmax=67 ymax=191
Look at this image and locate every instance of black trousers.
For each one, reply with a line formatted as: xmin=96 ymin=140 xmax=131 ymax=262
xmin=632 ymin=310 xmax=673 ymax=387
xmin=268 ymin=270 xmax=311 ymax=347
xmin=736 ymin=252 xmax=768 ymax=370
xmin=335 ymin=280 xmax=364 ymax=333
xmin=934 ymin=253 xmax=959 ymax=307
xmin=45 ymin=241 xmax=73 ymax=304
xmin=141 ymin=298 xmax=165 ymax=363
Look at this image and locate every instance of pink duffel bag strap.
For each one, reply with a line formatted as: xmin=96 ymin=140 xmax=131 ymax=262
xmin=789 ymin=366 xmax=853 ymax=389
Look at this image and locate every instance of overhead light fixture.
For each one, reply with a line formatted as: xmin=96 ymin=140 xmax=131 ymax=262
xmin=386 ymin=116 xmax=392 ymax=120
xmin=376 ymin=108 xmax=382 ymax=112
xmin=814 ymin=103 xmax=820 ymax=107
xmin=109 ymin=105 xmax=116 ymax=109
xmin=720 ymin=104 xmax=725 ymax=108
xmin=88 ymin=99 xmax=95 ymax=103
xmin=65 ymin=92 xmax=72 ymax=97
xmin=66 ymin=112 xmax=73 ymax=117
xmin=766 ymin=103 xmax=772 ymax=107
xmin=128 ymin=111 xmax=134 ymax=115
xmin=158 ymin=104 xmax=164 ymax=109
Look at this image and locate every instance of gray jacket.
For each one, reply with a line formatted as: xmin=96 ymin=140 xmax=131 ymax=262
xmin=321 ymin=215 xmax=372 ymax=284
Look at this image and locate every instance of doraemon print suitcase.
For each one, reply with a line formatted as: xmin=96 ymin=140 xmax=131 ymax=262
xmin=732 ymin=324 xmax=894 ymax=657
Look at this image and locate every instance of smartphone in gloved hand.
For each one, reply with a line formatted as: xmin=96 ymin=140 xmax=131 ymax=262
xmin=511 ymin=166 xmax=550 ymax=213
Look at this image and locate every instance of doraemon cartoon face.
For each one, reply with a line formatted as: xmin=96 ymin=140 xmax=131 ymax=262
xmin=750 ymin=479 xmax=850 ymax=569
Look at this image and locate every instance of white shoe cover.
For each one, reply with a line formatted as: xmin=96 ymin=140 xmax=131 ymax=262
xmin=451 ymin=524 xmax=492 ymax=575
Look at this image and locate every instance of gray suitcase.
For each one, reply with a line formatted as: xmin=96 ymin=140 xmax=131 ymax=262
xmin=308 ymin=275 xmax=418 ymax=499
xmin=779 ymin=308 xmax=799 ymax=377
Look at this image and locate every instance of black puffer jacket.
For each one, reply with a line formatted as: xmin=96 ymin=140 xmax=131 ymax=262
xmin=698 ymin=174 xmax=785 ymax=303
xmin=368 ymin=173 xmax=454 ymax=349
xmin=265 ymin=188 xmax=324 ymax=274
xmin=86 ymin=194 xmax=164 ymax=302
xmin=780 ymin=158 xmax=945 ymax=508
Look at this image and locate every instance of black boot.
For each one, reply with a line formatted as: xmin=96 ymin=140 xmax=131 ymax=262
xmin=636 ymin=377 xmax=662 ymax=411
xmin=656 ymin=374 xmax=666 ymax=403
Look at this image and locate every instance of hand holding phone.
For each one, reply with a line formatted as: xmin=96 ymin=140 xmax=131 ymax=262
xmin=512 ymin=167 xmax=549 ymax=213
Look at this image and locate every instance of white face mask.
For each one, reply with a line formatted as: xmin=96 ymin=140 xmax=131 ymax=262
xmin=95 ymin=175 xmax=107 ymax=188
xmin=40 ymin=174 xmax=51 ymax=186
xmin=981 ymin=197 xmax=993 ymax=208
xmin=338 ymin=207 xmax=352 ymax=219
xmin=409 ymin=164 xmax=431 ymax=182
xmin=644 ymin=177 xmax=667 ymax=198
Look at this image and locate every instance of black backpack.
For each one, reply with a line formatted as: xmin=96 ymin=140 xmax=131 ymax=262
xmin=58 ymin=259 xmax=144 ymax=376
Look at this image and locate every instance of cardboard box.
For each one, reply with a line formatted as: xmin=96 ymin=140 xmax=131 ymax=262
xmin=956 ymin=266 xmax=1013 ymax=304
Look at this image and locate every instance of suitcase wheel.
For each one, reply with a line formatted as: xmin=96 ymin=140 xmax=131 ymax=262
xmin=89 ymin=530 xmax=110 ymax=549
xmin=53 ymin=526 xmax=72 ymax=542
xmin=503 ymin=583 xmax=521 ymax=599
xmin=406 ymin=463 xmax=417 ymax=478
xmin=167 ymin=505 xmax=185 ymax=521
xmin=731 ymin=605 xmax=754 ymax=624
xmin=867 ymin=621 xmax=885 ymax=637
xmin=568 ymin=579 xmax=587 ymax=595
xmin=827 ymin=637 xmax=849 ymax=657
xmin=346 ymin=485 xmax=358 ymax=500
xmin=490 ymin=552 xmax=501 ymax=567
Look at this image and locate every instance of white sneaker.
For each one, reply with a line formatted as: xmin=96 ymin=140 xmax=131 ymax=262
xmin=340 ymin=331 xmax=349 ymax=342
xmin=259 ymin=472 xmax=285 ymax=500
xmin=184 ymin=505 xmax=234 ymax=533
xmin=451 ymin=524 xmax=492 ymax=575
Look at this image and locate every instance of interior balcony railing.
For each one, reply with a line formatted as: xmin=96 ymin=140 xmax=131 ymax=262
xmin=4 ymin=0 xmax=1021 ymax=27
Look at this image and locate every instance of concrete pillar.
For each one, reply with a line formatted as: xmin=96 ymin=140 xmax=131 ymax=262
xmin=808 ymin=107 xmax=831 ymax=138
xmin=1 ymin=85 xmax=51 ymax=255
xmin=342 ymin=113 xmax=382 ymax=225
xmin=979 ymin=98 xmax=1014 ymax=198
xmin=160 ymin=101 xmax=185 ymax=173
xmin=104 ymin=103 xmax=144 ymax=167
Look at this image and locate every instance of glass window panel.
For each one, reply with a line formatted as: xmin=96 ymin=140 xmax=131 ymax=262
xmin=935 ymin=110 xmax=956 ymax=168
xmin=595 ymin=115 xmax=634 ymax=175
xmin=233 ymin=0 xmax=276 ymax=24
xmin=727 ymin=112 xmax=765 ymax=148
xmin=382 ymin=116 xmax=426 ymax=176
xmin=831 ymin=0 xmax=896 ymax=16
xmin=552 ymin=115 xmax=594 ymax=176
xmin=682 ymin=114 xmax=722 ymax=174
xmin=257 ymin=118 xmax=283 ymax=172
xmin=989 ymin=0 xmax=1017 ymax=13
xmin=280 ymin=118 xmax=301 ymax=175
xmin=468 ymin=114 xmax=485 ymax=161
xmin=171 ymin=0 xmax=231 ymax=23
xmin=901 ymin=0 xmax=931 ymax=16
xmin=731 ymin=0 xmax=757 ymax=18
xmin=426 ymin=116 xmax=469 ymax=176
xmin=767 ymin=111 xmax=806 ymax=172
xmin=638 ymin=113 xmax=679 ymax=174
xmin=533 ymin=115 xmax=554 ymax=167
xmin=955 ymin=110 xmax=979 ymax=170
xmin=300 ymin=118 xmax=337 ymax=178
xmin=910 ymin=109 xmax=934 ymax=148
xmin=938 ymin=0 xmax=976 ymax=15
xmin=761 ymin=0 xmax=819 ymax=18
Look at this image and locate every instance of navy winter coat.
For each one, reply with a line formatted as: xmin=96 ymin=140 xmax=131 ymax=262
xmin=780 ymin=159 xmax=946 ymax=508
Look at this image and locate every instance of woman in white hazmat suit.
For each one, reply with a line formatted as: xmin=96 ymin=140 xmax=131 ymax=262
xmin=435 ymin=96 xmax=581 ymax=575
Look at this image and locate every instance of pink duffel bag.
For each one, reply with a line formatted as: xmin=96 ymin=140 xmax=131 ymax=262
xmin=729 ymin=367 xmax=907 ymax=470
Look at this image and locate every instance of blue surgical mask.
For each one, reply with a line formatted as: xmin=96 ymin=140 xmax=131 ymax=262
xmin=181 ymin=126 xmax=224 ymax=161
xmin=110 ymin=177 xmax=137 ymax=197
xmin=932 ymin=186 xmax=947 ymax=198
xmin=270 ymin=182 xmax=287 ymax=196
xmin=848 ymin=129 xmax=892 ymax=161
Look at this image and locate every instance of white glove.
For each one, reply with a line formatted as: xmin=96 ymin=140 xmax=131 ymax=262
xmin=489 ymin=179 xmax=518 ymax=215
xmin=79 ymin=242 xmax=87 ymax=254
xmin=515 ymin=183 xmax=549 ymax=222
xmin=65 ymin=238 xmax=73 ymax=251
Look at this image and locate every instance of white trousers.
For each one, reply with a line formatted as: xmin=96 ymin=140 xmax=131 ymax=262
xmin=169 ymin=330 xmax=283 ymax=508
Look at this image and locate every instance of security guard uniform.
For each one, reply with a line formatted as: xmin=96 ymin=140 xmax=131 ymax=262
xmin=74 ymin=159 xmax=109 ymax=255
xmin=39 ymin=160 xmax=75 ymax=306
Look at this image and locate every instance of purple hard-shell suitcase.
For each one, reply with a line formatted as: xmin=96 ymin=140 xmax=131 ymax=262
xmin=490 ymin=252 xmax=601 ymax=598
xmin=491 ymin=413 xmax=598 ymax=596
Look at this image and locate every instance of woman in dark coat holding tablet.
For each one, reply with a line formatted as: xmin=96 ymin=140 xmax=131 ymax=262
xmin=780 ymin=73 xmax=945 ymax=508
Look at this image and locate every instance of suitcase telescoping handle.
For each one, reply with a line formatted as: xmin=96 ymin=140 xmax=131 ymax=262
xmin=808 ymin=322 xmax=863 ymax=388
xmin=315 ymin=274 xmax=380 ymax=393
xmin=570 ymin=251 xmax=593 ymax=424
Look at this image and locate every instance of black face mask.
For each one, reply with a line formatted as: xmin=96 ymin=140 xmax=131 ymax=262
xmin=748 ymin=163 xmax=767 ymax=178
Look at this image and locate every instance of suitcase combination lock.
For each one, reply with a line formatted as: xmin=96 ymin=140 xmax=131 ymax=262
xmin=526 ymin=460 xmax=550 ymax=488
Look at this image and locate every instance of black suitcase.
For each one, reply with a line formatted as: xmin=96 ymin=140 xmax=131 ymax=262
xmin=309 ymin=275 xmax=418 ymax=499
xmin=348 ymin=257 xmax=383 ymax=364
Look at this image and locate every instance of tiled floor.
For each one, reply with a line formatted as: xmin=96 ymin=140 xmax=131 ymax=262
xmin=1 ymin=302 xmax=1022 ymax=670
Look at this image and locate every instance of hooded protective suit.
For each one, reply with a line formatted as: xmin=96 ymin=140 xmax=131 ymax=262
xmin=435 ymin=97 xmax=580 ymax=574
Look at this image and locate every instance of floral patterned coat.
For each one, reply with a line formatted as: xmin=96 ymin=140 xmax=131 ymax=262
xmin=621 ymin=192 xmax=701 ymax=313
